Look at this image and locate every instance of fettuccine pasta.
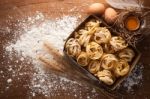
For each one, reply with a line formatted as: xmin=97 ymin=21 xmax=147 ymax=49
xmin=85 ymin=19 xmax=100 ymax=30
xmin=74 ymin=29 xmax=88 ymax=39
xmin=118 ymin=48 xmax=135 ymax=62
xmin=88 ymin=60 xmax=101 ymax=74
xmin=96 ymin=70 xmax=115 ymax=85
xmin=110 ymin=36 xmax=128 ymax=51
xmin=114 ymin=59 xmax=130 ymax=77
xmin=65 ymin=38 xmax=81 ymax=57
xmin=75 ymin=20 xmax=101 ymax=47
xmin=77 ymin=52 xmax=89 ymax=66
xmin=86 ymin=42 xmax=103 ymax=60
xmin=101 ymin=54 xmax=118 ymax=70
xmin=65 ymin=17 xmax=136 ymax=86
xmin=78 ymin=33 xmax=91 ymax=47
xmin=102 ymin=43 xmax=115 ymax=53
xmin=94 ymin=27 xmax=111 ymax=44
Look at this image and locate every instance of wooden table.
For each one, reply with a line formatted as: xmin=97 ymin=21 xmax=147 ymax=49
xmin=0 ymin=0 xmax=150 ymax=99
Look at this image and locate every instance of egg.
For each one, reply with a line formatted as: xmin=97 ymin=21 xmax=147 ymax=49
xmin=104 ymin=7 xmax=118 ymax=24
xmin=87 ymin=3 xmax=106 ymax=15
xmin=125 ymin=16 xmax=140 ymax=31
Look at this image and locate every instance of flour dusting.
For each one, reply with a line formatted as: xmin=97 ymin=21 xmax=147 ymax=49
xmin=122 ymin=63 xmax=143 ymax=92
xmin=2 ymin=11 xmax=144 ymax=98
xmin=3 ymin=12 xmax=100 ymax=98
xmin=5 ymin=13 xmax=77 ymax=58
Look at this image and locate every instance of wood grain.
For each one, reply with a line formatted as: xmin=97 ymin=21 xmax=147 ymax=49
xmin=0 ymin=0 xmax=150 ymax=99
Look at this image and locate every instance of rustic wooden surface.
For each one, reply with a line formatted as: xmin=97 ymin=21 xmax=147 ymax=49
xmin=0 ymin=0 xmax=150 ymax=99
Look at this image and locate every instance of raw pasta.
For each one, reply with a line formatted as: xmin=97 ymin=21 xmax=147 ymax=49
xmin=78 ymin=33 xmax=91 ymax=47
xmin=86 ymin=42 xmax=103 ymax=60
xmin=74 ymin=29 xmax=88 ymax=39
xmin=65 ymin=18 xmax=136 ymax=86
xmin=88 ymin=60 xmax=101 ymax=74
xmin=110 ymin=36 xmax=128 ymax=51
xmin=77 ymin=52 xmax=89 ymax=66
xmin=102 ymin=43 xmax=115 ymax=53
xmin=118 ymin=48 xmax=135 ymax=62
xmin=94 ymin=27 xmax=111 ymax=44
xmin=76 ymin=20 xmax=101 ymax=47
xmin=101 ymin=54 xmax=118 ymax=70
xmin=85 ymin=19 xmax=100 ymax=35
xmin=65 ymin=38 xmax=81 ymax=57
xmin=114 ymin=59 xmax=130 ymax=77
xmin=85 ymin=19 xmax=100 ymax=31
xmin=96 ymin=70 xmax=115 ymax=85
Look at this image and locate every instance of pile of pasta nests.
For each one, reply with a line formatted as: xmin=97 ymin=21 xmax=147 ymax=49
xmin=65 ymin=19 xmax=135 ymax=86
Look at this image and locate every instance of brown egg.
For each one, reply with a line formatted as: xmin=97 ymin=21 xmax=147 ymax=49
xmin=87 ymin=3 xmax=106 ymax=15
xmin=104 ymin=7 xmax=118 ymax=24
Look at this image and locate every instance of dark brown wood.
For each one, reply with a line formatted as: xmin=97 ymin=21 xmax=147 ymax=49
xmin=0 ymin=0 xmax=150 ymax=99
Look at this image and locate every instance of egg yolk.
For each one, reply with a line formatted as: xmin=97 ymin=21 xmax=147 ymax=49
xmin=125 ymin=16 xmax=140 ymax=31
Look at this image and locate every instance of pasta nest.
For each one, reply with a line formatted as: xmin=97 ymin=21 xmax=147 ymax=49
xmin=102 ymin=43 xmax=115 ymax=54
xmin=94 ymin=27 xmax=111 ymax=44
xmin=85 ymin=19 xmax=100 ymax=31
xmin=74 ymin=29 xmax=88 ymax=39
xmin=88 ymin=60 xmax=101 ymax=74
xmin=86 ymin=42 xmax=103 ymax=60
xmin=110 ymin=36 xmax=128 ymax=52
xmin=78 ymin=33 xmax=91 ymax=47
xmin=114 ymin=59 xmax=130 ymax=77
xmin=96 ymin=70 xmax=115 ymax=85
xmin=118 ymin=48 xmax=135 ymax=62
xmin=101 ymin=54 xmax=118 ymax=70
xmin=77 ymin=51 xmax=89 ymax=66
xmin=65 ymin=38 xmax=81 ymax=57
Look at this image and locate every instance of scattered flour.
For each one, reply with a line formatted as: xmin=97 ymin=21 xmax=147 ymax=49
xmin=2 ymin=11 xmax=144 ymax=98
xmin=5 ymin=13 xmax=77 ymax=58
xmin=7 ymin=79 xmax=12 ymax=83
xmin=3 ymin=12 xmax=100 ymax=98
xmin=119 ymin=63 xmax=144 ymax=93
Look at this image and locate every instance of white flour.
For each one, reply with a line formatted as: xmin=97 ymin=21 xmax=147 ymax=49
xmin=3 ymin=11 xmax=144 ymax=98
xmin=4 ymin=12 xmax=100 ymax=98
xmin=7 ymin=79 xmax=12 ymax=83
xmin=6 ymin=13 xmax=77 ymax=58
xmin=121 ymin=63 xmax=144 ymax=93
